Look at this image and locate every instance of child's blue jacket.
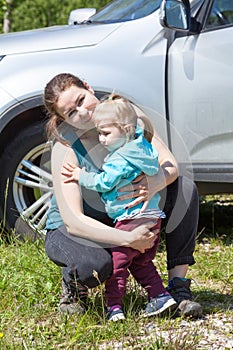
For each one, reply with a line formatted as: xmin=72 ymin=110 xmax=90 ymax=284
xmin=79 ymin=133 xmax=162 ymax=221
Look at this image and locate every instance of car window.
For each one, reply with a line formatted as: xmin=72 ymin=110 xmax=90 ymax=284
xmin=89 ymin=0 xmax=162 ymax=23
xmin=205 ymin=0 xmax=233 ymax=29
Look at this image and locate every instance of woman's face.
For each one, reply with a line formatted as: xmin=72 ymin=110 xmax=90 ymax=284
xmin=56 ymin=84 xmax=100 ymax=130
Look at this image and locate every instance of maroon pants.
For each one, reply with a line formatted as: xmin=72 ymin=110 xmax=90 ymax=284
xmin=105 ymin=218 xmax=166 ymax=307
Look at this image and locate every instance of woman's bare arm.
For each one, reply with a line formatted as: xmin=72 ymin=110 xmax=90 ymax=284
xmin=51 ymin=141 xmax=155 ymax=251
xmin=151 ymin=130 xmax=179 ymax=190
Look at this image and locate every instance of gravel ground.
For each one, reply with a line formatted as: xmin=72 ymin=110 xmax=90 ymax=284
xmin=99 ymin=312 xmax=233 ymax=349
xmin=144 ymin=315 xmax=233 ymax=350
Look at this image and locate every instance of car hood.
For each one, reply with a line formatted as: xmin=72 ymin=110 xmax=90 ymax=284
xmin=0 ymin=23 xmax=122 ymax=55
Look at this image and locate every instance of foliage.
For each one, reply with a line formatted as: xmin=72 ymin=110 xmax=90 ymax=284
xmin=0 ymin=0 xmax=111 ymax=33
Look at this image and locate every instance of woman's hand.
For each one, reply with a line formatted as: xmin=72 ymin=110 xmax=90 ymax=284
xmin=129 ymin=221 xmax=159 ymax=253
xmin=117 ymin=172 xmax=163 ymax=211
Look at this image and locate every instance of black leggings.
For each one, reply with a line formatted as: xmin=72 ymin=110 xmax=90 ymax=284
xmin=45 ymin=226 xmax=113 ymax=288
xmin=45 ymin=176 xmax=198 ymax=287
xmin=160 ymin=176 xmax=198 ymax=269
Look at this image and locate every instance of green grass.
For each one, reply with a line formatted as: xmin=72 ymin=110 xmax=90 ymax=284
xmin=0 ymin=198 xmax=233 ymax=349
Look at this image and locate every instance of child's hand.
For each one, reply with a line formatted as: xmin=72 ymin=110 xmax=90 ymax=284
xmin=61 ymin=162 xmax=82 ymax=183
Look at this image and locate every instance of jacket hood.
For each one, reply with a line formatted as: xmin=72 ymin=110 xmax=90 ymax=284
xmin=113 ymin=135 xmax=159 ymax=176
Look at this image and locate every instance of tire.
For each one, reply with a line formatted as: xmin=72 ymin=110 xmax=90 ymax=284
xmin=0 ymin=122 xmax=53 ymax=237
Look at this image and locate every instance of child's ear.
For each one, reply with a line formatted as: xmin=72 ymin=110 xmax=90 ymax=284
xmin=123 ymin=124 xmax=135 ymax=140
xmin=123 ymin=124 xmax=131 ymax=133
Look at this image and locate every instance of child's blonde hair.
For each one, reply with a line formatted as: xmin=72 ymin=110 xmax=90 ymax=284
xmin=93 ymin=93 xmax=154 ymax=143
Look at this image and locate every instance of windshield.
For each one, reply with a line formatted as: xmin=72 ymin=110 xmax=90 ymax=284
xmin=89 ymin=0 xmax=162 ymax=23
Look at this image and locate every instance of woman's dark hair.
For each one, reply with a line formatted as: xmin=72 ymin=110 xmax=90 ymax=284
xmin=44 ymin=73 xmax=88 ymax=142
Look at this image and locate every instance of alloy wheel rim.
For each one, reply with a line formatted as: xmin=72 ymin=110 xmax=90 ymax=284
xmin=13 ymin=142 xmax=53 ymax=233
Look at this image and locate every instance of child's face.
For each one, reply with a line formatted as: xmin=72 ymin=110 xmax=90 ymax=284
xmin=97 ymin=124 xmax=127 ymax=152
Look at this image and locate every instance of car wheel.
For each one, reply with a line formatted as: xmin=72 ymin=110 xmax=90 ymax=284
xmin=0 ymin=122 xmax=53 ymax=237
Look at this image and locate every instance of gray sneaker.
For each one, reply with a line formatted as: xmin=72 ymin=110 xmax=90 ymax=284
xmin=167 ymin=277 xmax=202 ymax=318
xmin=59 ymin=278 xmax=88 ymax=314
xmin=143 ymin=293 xmax=177 ymax=317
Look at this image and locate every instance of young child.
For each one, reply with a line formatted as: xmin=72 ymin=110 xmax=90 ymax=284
xmin=62 ymin=94 xmax=177 ymax=321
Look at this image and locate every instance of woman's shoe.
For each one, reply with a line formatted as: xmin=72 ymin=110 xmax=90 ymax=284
xmin=59 ymin=278 xmax=88 ymax=314
xmin=167 ymin=277 xmax=202 ymax=318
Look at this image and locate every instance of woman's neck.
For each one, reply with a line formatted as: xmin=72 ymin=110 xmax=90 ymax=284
xmin=76 ymin=128 xmax=98 ymax=141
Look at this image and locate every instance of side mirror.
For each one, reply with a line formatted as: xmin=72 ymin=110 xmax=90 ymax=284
xmin=68 ymin=8 xmax=96 ymax=25
xmin=159 ymin=0 xmax=190 ymax=31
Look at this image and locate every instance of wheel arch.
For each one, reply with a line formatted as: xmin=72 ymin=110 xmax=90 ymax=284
xmin=0 ymin=95 xmax=47 ymax=161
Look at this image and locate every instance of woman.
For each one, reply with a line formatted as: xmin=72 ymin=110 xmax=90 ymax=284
xmin=44 ymin=73 xmax=202 ymax=317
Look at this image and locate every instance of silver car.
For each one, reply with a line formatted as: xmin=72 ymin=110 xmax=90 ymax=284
xmin=0 ymin=0 xmax=232 ymax=232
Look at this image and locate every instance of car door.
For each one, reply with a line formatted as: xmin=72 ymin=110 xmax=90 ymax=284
xmin=167 ymin=0 xmax=233 ymax=184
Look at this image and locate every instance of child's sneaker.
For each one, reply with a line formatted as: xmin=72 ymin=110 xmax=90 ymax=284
xmin=106 ymin=307 xmax=125 ymax=322
xmin=143 ymin=293 xmax=177 ymax=317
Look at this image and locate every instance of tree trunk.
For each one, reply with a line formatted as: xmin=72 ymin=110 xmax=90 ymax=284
xmin=3 ymin=0 xmax=13 ymax=33
xmin=3 ymin=12 xmax=11 ymax=33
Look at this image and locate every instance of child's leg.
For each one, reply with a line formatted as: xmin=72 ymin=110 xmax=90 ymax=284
xmin=129 ymin=219 xmax=168 ymax=299
xmin=105 ymin=246 xmax=137 ymax=308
